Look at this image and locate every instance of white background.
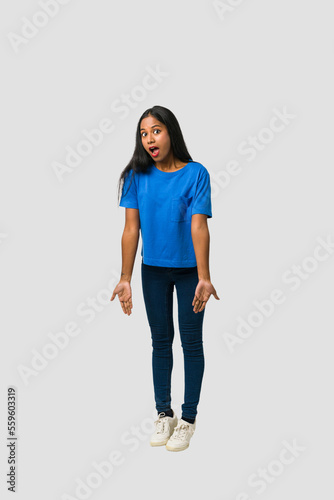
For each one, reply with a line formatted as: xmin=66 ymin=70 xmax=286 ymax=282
xmin=1 ymin=0 xmax=334 ymax=499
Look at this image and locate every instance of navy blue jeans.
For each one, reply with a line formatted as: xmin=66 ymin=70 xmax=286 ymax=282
xmin=141 ymin=260 xmax=205 ymax=421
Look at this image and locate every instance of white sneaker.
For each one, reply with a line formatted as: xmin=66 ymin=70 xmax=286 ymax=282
xmin=165 ymin=418 xmax=196 ymax=451
xmin=150 ymin=411 xmax=178 ymax=446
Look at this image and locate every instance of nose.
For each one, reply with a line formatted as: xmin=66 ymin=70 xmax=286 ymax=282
xmin=147 ymin=132 xmax=155 ymax=144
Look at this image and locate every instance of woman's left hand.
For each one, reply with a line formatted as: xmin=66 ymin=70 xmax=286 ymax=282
xmin=192 ymin=279 xmax=220 ymax=313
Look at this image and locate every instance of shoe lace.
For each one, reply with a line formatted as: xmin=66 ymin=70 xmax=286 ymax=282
xmin=171 ymin=423 xmax=189 ymax=440
xmin=154 ymin=413 xmax=170 ymax=434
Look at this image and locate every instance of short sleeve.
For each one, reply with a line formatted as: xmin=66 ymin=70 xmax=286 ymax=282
xmin=191 ymin=168 xmax=212 ymax=218
xmin=119 ymin=170 xmax=138 ymax=209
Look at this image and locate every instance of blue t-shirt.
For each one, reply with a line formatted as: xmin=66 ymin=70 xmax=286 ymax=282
xmin=119 ymin=160 xmax=212 ymax=267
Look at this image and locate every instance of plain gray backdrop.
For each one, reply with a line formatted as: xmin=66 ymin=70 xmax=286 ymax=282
xmin=1 ymin=0 xmax=333 ymax=499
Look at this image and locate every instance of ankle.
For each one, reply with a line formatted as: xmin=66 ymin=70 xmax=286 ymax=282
xmin=158 ymin=409 xmax=174 ymax=418
xmin=181 ymin=415 xmax=195 ymax=424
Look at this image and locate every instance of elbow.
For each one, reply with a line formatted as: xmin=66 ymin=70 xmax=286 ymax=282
xmin=123 ymin=227 xmax=140 ymax=236
xmin=191 ymin=221 xmax=209 ymax=232
xmin=191 ymin=226 xmax=208 ymax=235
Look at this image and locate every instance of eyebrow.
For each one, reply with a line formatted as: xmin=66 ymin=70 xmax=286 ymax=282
xmin=140 ymin=124 xmax=161 ymax=131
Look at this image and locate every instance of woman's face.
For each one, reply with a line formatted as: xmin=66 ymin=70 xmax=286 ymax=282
xmin=140 ymin=115 xmax=171 ymax=161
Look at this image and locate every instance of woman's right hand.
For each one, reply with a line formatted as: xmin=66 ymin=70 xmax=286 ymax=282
xmin=110 ymin=280 xmax=133 ymax=316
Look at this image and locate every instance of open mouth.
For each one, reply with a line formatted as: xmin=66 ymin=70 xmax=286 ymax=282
xmin=149 ymin=146 xmax=160 ymax=157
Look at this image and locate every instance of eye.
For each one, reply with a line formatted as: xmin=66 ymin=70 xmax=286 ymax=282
xmin=141 ymin=132 xmax=147 ymax=137
xmin=153 ymin=129 xmax=160 ymax=134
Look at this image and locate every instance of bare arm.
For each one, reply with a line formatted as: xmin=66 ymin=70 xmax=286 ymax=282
xmin=191 ymin=213 xmax=219 ymax=313
xmin=120 ymin=208 xmax=140 ymax=283
xmin=191 ymin=214 xmax=211 ymax=281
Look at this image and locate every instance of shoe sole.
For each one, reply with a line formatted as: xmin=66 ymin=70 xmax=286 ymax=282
xmin=165 ymin=443 xmax=189 ymax=452
xmin=150 ymin=440 xmax=169 ymax=446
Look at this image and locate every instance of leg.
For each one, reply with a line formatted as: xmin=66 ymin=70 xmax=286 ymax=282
xmin=173 ymin=267 xmax=205 ymax=422
xmin=141 ymin=263 xmax=175 ymax=414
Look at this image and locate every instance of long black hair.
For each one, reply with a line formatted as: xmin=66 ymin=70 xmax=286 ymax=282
xmin=116 ymin=105 xmax=193 ymax=204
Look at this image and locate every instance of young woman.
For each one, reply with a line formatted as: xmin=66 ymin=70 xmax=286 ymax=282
xmin=110 ymin=105 xmax=220 ymax=452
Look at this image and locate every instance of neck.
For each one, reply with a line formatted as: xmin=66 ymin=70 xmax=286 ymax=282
xmin=154 ymin=154 xmax=185 ymax=171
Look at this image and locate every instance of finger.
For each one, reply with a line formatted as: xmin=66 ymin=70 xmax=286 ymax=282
xmin=127 ymin=300 xmax=133 ymax=315
xmin=197 ymin=300 xmax=207 ymax=313
xmin=193 ymin=299 xmax=203 ymax=313
xmin=119 ymin=295 xmax=128 ymax=313
xmin=121 ymin=301 xmax=128 ymax=314
xmin=192 ymin=295 xmax=199 ymax=306
xmin=124 ymin=300 xmax=130 ymax=315
xmin=110 ymin=292 xmax=115 ymax=301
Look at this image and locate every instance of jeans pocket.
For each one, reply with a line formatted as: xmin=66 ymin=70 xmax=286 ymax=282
xmin=171 ymin=196 xmax=192 ymax=222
